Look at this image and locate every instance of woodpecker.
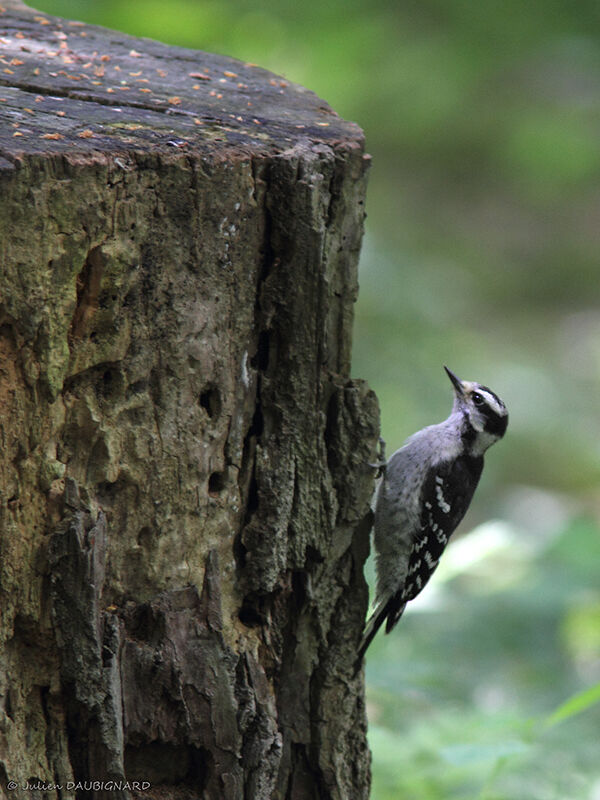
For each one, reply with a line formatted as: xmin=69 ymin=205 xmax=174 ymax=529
xmin=359 ymin=366 xmax=508 ymax=657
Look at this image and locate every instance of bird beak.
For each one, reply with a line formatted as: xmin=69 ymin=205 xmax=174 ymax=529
xmin=444 ymin=365 xmax=465 ymax=396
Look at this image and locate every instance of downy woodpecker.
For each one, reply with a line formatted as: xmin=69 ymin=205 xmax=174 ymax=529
xmin=359 ymin=366 xmax=508 ymax=657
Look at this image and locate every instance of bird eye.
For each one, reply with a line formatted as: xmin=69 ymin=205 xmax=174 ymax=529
xmin=472 ymin=392 xmax=484 ymax=406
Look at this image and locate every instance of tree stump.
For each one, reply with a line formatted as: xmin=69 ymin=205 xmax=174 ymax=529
xmin=0 ymin=3 xmax=379 ymax=799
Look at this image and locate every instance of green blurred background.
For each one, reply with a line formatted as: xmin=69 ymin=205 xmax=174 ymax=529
xmin=33 ymin=1 xmax=600 ymax=797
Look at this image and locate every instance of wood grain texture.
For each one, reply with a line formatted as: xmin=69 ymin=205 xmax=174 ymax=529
xmin=0 ymin=5 xmax=379 ymax=799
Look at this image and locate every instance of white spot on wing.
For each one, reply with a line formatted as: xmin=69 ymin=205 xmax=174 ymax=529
xmin=435 ymin=480 xmax=451 ymax=513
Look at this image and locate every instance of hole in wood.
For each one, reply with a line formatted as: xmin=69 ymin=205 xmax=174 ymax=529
xmin=99 ymin=367 xmax=123 ymax=399
xmin=238 ymin=601 xmax=264 ymax=627
xmin=69 ymin=246 xmax=105 ymax=341
xmin=199 ymin=385 xmax=221 ymax=418
xmin=251 ymin=330 xmax=270 ymax=371
xmin=137 ymin=526 xmax=154 ymax=548
xmin=4 ymin=689 xmax=14 ymax=720
xmin=208 ymin=471 xmax=226 ymax=494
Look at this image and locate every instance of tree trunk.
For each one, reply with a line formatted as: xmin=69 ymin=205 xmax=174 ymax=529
xmin=0 ymin=4 xmax=379 ymax=799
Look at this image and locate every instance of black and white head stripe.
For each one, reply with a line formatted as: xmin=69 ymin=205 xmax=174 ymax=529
xmin=463 ymin=381 xmax=508 ymax=438
xmin=444 ymin=367 xmax=508 ymax=442
xmin=472 ymin=385 xmax=505 ymax=416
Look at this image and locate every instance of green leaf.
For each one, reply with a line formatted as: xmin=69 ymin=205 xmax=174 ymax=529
xmin=545 ymin=682 xmax=600 ymax=728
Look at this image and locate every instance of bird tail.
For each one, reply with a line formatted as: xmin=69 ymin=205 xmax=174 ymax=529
xmin=357 ymin=593 xmax=406 ymax=662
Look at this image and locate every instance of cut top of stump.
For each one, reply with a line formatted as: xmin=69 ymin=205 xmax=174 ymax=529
xmin=0 ymin=2 xmax=364 ymax=168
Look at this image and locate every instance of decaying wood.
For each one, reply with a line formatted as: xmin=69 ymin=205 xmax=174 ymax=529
xmin=0 ymin=4 xmax=379 ymax=799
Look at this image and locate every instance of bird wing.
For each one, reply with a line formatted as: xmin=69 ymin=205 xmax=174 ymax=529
xmin=401 ymin=454 xmax=483 ymax=604
xmin=359 ymin=452 xmax=483 ymax=658
xmin=359 ymin=445 xmax=423 ymax=657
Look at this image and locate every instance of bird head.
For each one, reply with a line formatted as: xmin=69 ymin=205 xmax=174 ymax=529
xmin=444 ymin=366 xmax=508 ymax=451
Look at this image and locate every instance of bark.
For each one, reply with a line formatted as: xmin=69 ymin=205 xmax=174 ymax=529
xmin=0 ymin=4 xmax=379 ymax=799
